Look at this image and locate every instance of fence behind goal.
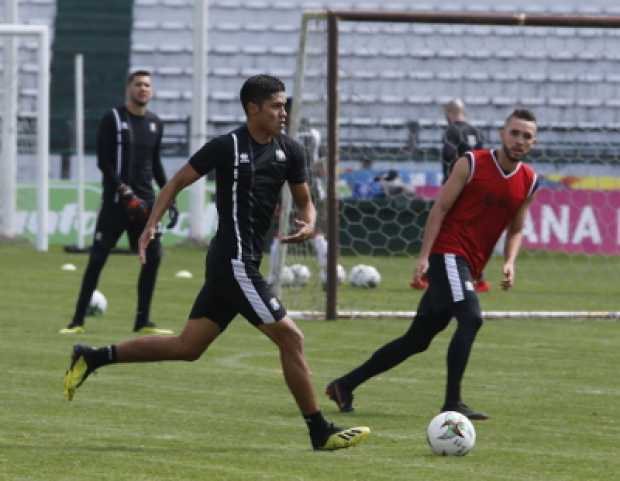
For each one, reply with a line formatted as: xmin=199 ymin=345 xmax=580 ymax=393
xmin=278 ymin=10 xmax=620 ymax=320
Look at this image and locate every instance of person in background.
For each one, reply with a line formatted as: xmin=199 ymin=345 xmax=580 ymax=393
xmin=60 ymin=70 xmax=177 ymax=335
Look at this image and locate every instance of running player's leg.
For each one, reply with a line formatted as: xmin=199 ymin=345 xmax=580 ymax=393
xmin=61 ymin=204 xmax=124 ymax=333
xmin=63 ymin=280 xmax=234 ymax=400
xmin=233 ymin=259 xmax=370 ymax=450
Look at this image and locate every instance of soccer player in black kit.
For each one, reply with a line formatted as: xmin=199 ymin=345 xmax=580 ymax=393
xmin=63 ymin=75 xmax=370 ymax=451
xmin=60 ymin=71 xmax=177 ymax=335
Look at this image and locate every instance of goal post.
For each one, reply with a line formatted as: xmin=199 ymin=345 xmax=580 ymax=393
xmin=0 ymin=24 xmax=50 ymax=251
xmin=280 ymin=10 xmax=620 ymax=320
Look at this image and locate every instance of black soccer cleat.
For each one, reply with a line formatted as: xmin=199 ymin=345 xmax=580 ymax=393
xmin=326 ymin=380 xmax=354 ymax=413
xmin=441 ymin=401 xmax=489 ymax=421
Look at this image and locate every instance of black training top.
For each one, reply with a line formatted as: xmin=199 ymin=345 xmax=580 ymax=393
xmin=96 ymin=106 xmax=167 ymax=204
xmin=189 ymin=124 xmax=307 ymax=262
xmin=441 ymin=120 xmax=484 ymax=181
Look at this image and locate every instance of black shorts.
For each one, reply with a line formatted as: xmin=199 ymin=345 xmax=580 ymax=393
xmin=92 ymin=201 xmax=155 ymax=252
xmin=417 ymin=253 xmax=482 ymax=323
xmin=189 ymin=257 xmax=287 ymax=331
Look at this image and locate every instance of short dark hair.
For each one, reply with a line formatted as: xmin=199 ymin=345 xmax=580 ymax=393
xmin=240 ymin=75 xmax=285 ymax=114
xmin=506 ymin=108 xmax=536 ymax=124
xmin=127 ymin=70 xmax=152 ymax=85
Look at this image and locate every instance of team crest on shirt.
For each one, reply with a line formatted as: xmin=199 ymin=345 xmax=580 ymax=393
xmin=150 ymin=122 xmax=157 ymax=133
xmin=465 ymin=281 xmax=475 ymax=291
xmin=269 ymin=297 xmax=281 ymax=311
xmin=275 ymin=148 xmax=286 ymax=162
xmin=121 ymin=121 xmax=129 ymax=130
xmin=240 ymin=152 xmax=250 ymax=163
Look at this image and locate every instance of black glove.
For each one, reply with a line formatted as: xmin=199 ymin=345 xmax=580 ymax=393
xmin=167 ymin=202 xmax=179 ymax=229
xmin=118 ymin=184 xmax=149 ymax=223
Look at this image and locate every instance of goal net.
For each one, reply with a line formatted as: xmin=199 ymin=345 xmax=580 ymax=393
xmin=277 ymin=10 xmax=620 ymax=320
xmin=0 ymin=24 xmax=50 ymax=251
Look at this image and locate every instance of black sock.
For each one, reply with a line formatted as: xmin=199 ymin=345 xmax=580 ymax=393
xmin=303 ymin=411 xmax=330 ymax=437
xmin=90 ymin=345 xmax=118 ymax=370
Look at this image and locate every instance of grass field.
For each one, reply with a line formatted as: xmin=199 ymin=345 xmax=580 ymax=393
xmin=1 ymin=244 xmax=619 ymax=481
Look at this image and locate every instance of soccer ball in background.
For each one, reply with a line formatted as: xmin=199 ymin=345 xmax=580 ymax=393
xmin=320 ymin=264 xmax=346 ymax=287
xmin=349 ymin=264 xmax=381 ymax=288
xmin=86 ymin=289 xmax=107 ymax=316
xmin=290 ymin=263 xmax=312 ymax=287
xmin=279 ymin=265 xmax=296 ymax=288
xmin=426 ymin=411 xmax=476 ymax=456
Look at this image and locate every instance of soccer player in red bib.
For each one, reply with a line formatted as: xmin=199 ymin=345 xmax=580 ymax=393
xmin=327 ymin=109 xmax=539 ymax=420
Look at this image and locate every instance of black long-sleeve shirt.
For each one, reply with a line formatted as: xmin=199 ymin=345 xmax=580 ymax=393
xmin=96 ymin=106 xmax=166 ymax=204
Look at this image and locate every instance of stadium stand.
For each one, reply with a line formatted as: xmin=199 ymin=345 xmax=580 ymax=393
xmin=5 ymin=0 xmax=620 ymax=159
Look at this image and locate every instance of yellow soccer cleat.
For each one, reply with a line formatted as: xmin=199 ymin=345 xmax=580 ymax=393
xmin=314 ymin=425 xmax=371 ymax=451
xmin=134 ymin=325 xmax=174 ymax=335
xmin=63 ymin=345 xmax=95 ymax=401
xmin=59 ymin=325 xmax=86 ymax=335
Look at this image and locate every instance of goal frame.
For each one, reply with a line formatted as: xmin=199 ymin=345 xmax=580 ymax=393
xmin=0 ymin=24 xmax=50 ymax=251
xmin=288 ymin=10 xmax=620 ymax=320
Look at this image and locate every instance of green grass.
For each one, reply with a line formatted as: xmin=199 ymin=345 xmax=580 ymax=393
xmin=1 ymin=244 xmax=619 ymax=481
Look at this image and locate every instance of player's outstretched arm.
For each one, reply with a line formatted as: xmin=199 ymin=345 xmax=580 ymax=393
xmin=281 ymin=182 xmax=316 ymax=244
xmin=139 ymin=164 xmax=201 ymax=263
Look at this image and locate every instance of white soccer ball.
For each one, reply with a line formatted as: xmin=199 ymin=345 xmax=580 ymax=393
xmin=279 ymin=265 xmax=296 ymax=287
xmin=426 ymin=411 xmax=476 ymax=456
xmin=86 ymin=289 xmax=107 ymax=316
xmin=290 ymin=263 xmax=312 ymax=287
xmin=320 ymin=264 xmax=346 ymax=286
xmin=349 ymin=264 xmax=381 ymax=288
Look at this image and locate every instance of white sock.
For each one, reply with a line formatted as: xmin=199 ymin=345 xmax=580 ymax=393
xmin=313 ymin=234 xmax=328 ymax=270
xmin=268 ymin=238 xmax=280 ymax=282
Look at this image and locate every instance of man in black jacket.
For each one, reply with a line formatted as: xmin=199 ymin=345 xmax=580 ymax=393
xmin=441 ymin=98 xmax=484 ymax=182
xmin=60 ymin=70 xmax=177 ymax=335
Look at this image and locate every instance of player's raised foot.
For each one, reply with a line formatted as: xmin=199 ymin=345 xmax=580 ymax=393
xmin=63 ymin=344 xmax=96 ymax=401
xmin=59 ymin=324 xmax=85 ymax=335
xmin=312 ymin=423 xmax=371 ymax=451
xmin=441 ymin=401 xmax=489 ymax=421
xmin=133 ymin=321 xmax=174 ymax=335
xmin=410 ymin=274 xmax=429 ymax=290
xmin=326 ymin=380 xmax=354 ymax=412
xmin=474 ymin=280 xmax=491 ymax=293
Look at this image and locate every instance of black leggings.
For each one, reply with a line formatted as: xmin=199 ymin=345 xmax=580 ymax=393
xmin=340 ymin=254 xmax=483 ymax=405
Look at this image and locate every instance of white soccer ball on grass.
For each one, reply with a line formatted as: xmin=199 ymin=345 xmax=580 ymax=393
xmin=86 ymin=289 xmax=107 ymax=316
xmin=290 ymin=263 xmax=312 ymax=287
xmin=279 ymin=265 xmax=296 ymax=288
xmin=349 ymin=264 xmax=381 ymax=288
xmin=426 ymin=411 xmax=476 ymax=456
